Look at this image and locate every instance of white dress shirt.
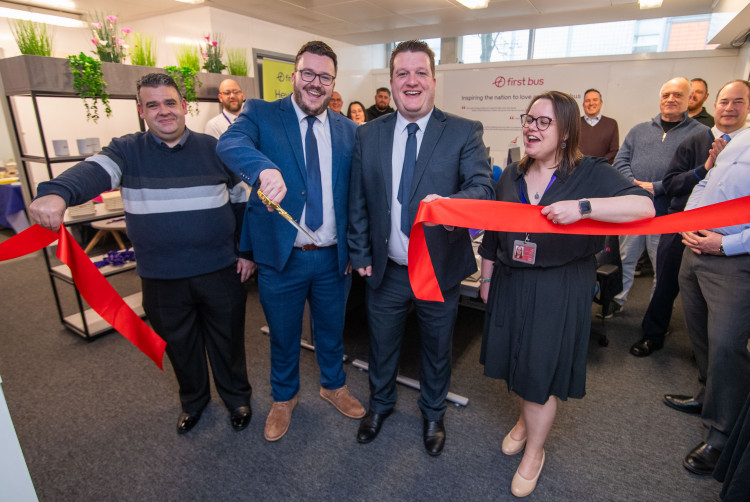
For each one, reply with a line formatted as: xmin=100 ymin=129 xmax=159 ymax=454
xmin=388 ymin=110 xmax=433 ymax=265
xmin=291 ymin=98 xmax=337 ymax=247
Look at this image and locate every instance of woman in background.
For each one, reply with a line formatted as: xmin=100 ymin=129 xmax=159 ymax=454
xmin=478 ymin=91 xmax=654 ymax=498
xmin=347 ymin=101 xmax=366 ymax=125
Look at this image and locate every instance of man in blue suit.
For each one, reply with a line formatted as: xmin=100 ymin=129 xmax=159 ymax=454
xmin=217 ymin=41 xmax=364 ymax=442
xmin=348 ymin=40 xmax=494 ymax=456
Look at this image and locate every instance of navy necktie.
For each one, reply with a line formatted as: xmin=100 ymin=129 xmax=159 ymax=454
xmin=397 ymin=122 xmax=419 ymax=236
xmin=721 ymin=133 xmax=731 ymax=143
xmin=304 ymin=116 xmax=323 ymax=231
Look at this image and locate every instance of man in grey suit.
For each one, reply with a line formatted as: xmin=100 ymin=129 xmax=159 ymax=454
xmin=348 ymin=40 xmax=494 ymax=456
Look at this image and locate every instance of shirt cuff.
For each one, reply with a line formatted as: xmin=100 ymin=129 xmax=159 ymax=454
xmin=721 ymin=234 xmax=749 ymax=256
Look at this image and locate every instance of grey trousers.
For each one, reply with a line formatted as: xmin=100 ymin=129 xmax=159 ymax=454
xmin=679 ymin=249 xmax=750 ymax=449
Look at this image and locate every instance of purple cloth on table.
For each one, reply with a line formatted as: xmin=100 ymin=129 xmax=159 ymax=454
xmin=0 ymin=184 xmax=25 ymax=228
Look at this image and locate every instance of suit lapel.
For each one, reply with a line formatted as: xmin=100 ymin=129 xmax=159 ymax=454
xmin=279 ymin=96 xmax=307 ymax=183
xmin=379 ymin=113 xmax=397 ymax=207
xmin=412 ymin=107 xmax=446 ymax=200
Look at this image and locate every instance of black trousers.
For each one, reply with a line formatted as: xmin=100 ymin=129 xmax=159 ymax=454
xmin=142 ymin=265 xmax=252 ymax=413
xmin=365 ymin=260 xmax=460 ymax=421
xmin=641 ymin=232 xmax=684 ymax=340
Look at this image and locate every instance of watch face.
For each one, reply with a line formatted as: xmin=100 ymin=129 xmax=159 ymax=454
xmin=579 ymin=200 xmax=592 ymax=214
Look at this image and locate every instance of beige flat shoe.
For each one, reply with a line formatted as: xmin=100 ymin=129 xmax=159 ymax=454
xmin=502 ymin=424 xmax=527 ymax=455
xmin=511 ymin=450 xmax=545 ymax=498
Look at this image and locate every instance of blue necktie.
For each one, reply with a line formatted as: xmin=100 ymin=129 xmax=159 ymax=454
xmin=397 ymin=123 xmax=419 ymax=236
xmin=304 ymin=116 xmax=322 ymax=231
xmin=721 ymin=133 xmax=731 ymax=143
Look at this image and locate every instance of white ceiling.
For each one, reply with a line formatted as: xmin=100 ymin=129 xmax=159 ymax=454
xmin=4 ymin=0 xmax=738 ymax=46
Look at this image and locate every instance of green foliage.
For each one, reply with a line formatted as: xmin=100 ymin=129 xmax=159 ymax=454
xmin=130 ymin=32 xmax=156 ymax=66
xmin=201 ymin=33 xmax=226 ymax=74
xmin=9 ymin=19 xmax=53 ymax=56
xmin=164 ymin=65 xmax=202 ymax=116
xmin=226 ymin=47 xmax=248 ymax=76
xmin=68 ymin=52 xmax=111 ymax=123
xmin=88 ymin=12 xmax=128 ymax=63
xmin=175 ymin=44 xmax=200 ymax=71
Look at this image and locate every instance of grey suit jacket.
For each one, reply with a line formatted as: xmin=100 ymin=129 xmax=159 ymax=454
xmin=348 ymin=107 xmax=494 ymax=290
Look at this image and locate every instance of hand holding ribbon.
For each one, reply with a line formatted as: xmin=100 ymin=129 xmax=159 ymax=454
xmin=407 ymin=196 xmax=750 ymax=302
xmin=0 ymin=224 xmax=166 ymax=369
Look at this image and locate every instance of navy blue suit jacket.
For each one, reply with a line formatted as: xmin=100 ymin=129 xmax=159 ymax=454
xmin=348 ymin=107 xmax=494 ymax=291
xmin=217 ymin=96 xmax=357 ymax=274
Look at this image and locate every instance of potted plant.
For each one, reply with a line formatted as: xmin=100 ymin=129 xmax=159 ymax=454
xmin=175 ymin=44 xmax=200 ymax=71
xmin=130 ymin=32 xmax=156 ymax=67
xmin=68 ymin=52 xmax=111 ymax=122
xmin=201 ymin=33 xmax=226 ymax=74
xmin=226 ymin=48 xmax=248 ymax=76
xmin=9 ymin=19 xmax=53 ymax=56
xmin=165 ymin=66 xmax=202 ymax=115
xmin=88 ymin=12 xmax=130 ymax=63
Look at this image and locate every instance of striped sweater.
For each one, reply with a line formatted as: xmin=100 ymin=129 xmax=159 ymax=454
xmin=36 ymin=130 xmax=247 ymax=279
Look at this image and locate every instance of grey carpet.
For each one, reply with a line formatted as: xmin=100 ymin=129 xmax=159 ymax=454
xmin=0 ymin=228 xmax=723 ymax=501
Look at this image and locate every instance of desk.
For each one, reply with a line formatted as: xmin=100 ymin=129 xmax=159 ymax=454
xmin=0 ymin=183 xmax=30 ymax=234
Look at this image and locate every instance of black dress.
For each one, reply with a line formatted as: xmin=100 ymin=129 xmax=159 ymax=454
xmin=479 ymin=156 xmax=649 ymax=405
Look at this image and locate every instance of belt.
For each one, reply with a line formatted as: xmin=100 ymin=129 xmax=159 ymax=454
xmin=294 ymin=244 xmax=336 ymax=251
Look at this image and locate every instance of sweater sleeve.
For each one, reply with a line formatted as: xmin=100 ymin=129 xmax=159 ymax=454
xmin=613 ymin=129 xmax=635 ymax=181
xmin=35 ymin=148 xmax=123 ymax=206
xmin=662 ymin=136 xmax=709 ymax=198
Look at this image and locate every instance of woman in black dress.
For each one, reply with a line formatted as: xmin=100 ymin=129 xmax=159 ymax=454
xmin=478 ymin=91 xmax=654 ymax=498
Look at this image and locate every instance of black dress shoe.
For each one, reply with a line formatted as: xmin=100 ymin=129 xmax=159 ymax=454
xmin=423 ymin=418 xmax=446 ymax=456
xmin=230 ymin=405 xmax=252 ymax=431
xmin=663 ymin=394 xmax=703 ymax=414
xmin=683 ymin=442 xmax=721 ymax=475
xmin=177 ymin=410 xmax=203 ymax=434
xmin=630 ymin=337 xmax=664 ymax=357
xmin=357 ymin=409 xmax=391 ymax=444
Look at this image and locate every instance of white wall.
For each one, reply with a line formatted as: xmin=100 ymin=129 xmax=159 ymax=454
xmin=429 ymin=49 xmax=742 ymax=163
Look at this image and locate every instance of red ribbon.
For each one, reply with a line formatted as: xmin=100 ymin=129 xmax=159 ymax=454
xmin=0 ymin=224 xmax=165 ymax=369
xmin=408 ymin=195 xmax=750 ymax=302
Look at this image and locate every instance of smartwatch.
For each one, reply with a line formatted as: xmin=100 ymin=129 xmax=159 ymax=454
xmin=578 ymin=199 xmax=592 ymax=217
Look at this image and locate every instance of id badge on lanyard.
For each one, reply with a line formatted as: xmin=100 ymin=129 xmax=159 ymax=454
xmin=514 ymin=174 xmax=555 ymax=266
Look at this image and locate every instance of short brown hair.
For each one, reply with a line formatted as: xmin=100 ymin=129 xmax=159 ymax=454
xmin=389 ymin=40 xmax=435 ymax=79
xmin=518 ymin=91 xmax=583 ymax=179
xmin=295 ymin=40 xmax=337 ymax=73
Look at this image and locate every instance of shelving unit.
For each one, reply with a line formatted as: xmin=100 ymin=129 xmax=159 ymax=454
xmin=0 ymin=55 xmax=255 ymax=340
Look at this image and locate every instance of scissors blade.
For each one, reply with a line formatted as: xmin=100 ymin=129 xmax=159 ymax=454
xmin=257 ymin=189 xmax=320 ymax=246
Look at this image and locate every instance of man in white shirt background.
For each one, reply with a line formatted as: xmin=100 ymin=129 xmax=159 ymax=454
xmin=205 ymin=79 xmax=246 ymax=139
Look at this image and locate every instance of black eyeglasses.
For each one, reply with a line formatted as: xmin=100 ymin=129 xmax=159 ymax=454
xmin=297 ymin=69 xmax=335 ymax=86
xmin=220 ymin=90 xmax=242 ymax=96
xmin=520 ymin=114 xmax=554 ymax=130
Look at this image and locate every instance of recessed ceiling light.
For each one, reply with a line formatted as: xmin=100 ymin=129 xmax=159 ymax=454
xmin=456 ymin=0 xmax=490 ymax=9
xmin=175 ymin=0 xmax=205 ymax=4
xmin=639 ymin=0 xmax=663 ymax=9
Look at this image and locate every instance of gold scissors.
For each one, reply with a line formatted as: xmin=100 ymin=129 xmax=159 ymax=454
xmin=257 ymin=189 xmax=320 ymax=246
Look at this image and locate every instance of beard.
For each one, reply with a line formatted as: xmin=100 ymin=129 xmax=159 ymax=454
xmin=293 ymin=83 xmax=330 ymax=117
xmin=224 ymin=100 xmax=243 ymax=113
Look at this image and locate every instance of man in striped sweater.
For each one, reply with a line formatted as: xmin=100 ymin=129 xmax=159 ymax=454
xmin=28 ymin=73 xmax=254 ymax=435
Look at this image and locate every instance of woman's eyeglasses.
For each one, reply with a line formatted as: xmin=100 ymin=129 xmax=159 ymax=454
xmin=520 ymin=114 xmax=554 ymax=130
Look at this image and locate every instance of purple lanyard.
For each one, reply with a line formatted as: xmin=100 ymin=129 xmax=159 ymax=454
xmin=222 ymin=112 xmax=233 ymax=125
xmin=520 ymin=175 xmax=556 ymax=204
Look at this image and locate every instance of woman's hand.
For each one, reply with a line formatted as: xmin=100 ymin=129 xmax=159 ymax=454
xmin=540 ymin=200 xmax=580 ymax=225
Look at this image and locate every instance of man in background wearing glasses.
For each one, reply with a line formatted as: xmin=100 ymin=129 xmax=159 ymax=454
xmin=205 ymin=79 xmax=246 ymax=139
xmin=217 ymin=41 xmax=364 ymax=443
